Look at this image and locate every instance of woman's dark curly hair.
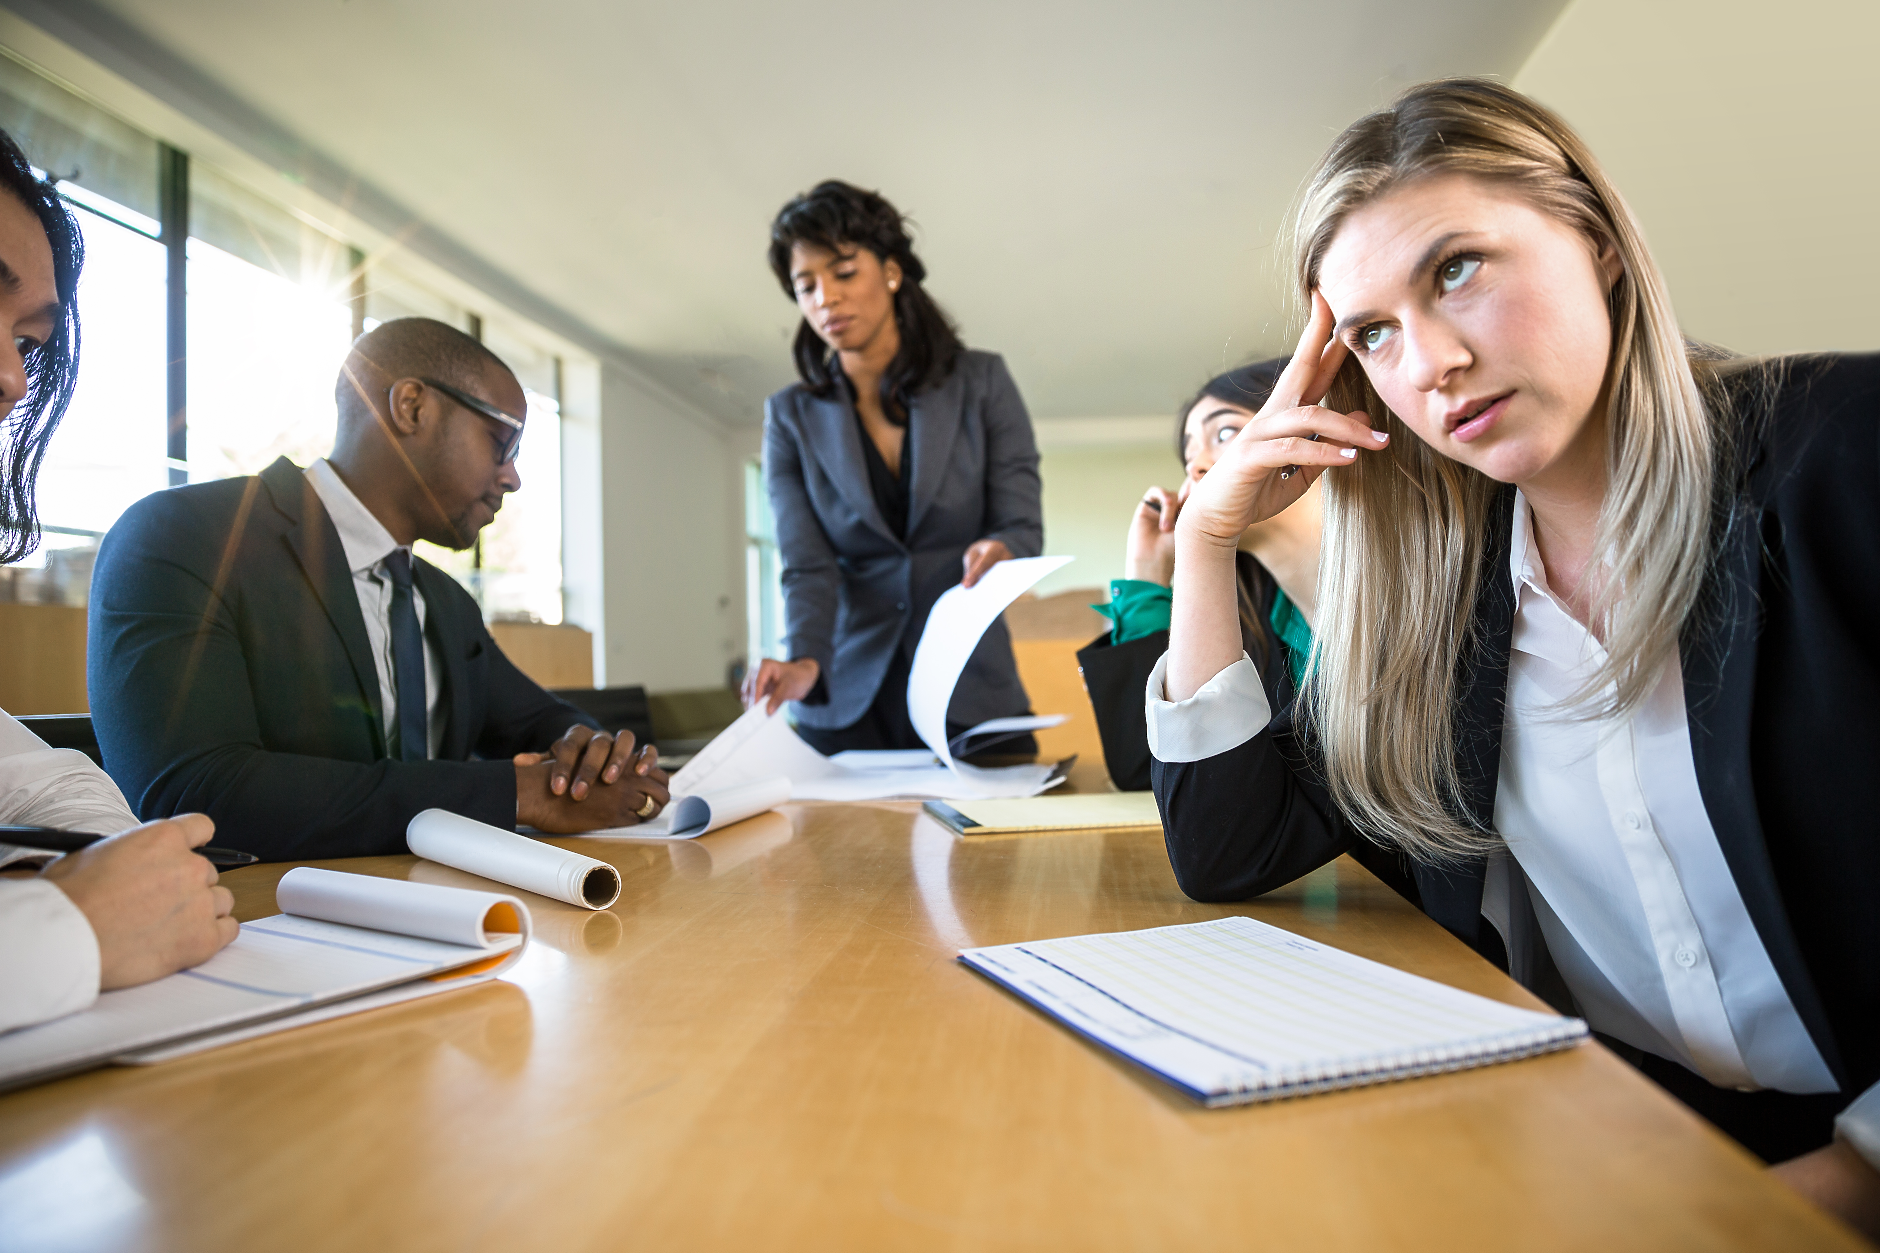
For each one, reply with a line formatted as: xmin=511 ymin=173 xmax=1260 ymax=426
xmin=767 ymin=180 xmax=963 ymax=425
xmin=0 ymin=126 xmax=83 ymax=564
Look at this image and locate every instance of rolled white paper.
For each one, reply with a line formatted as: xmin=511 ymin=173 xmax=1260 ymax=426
xmin=276 ymin=866 xmax=531 ymax=948
xmin=406 ymin=808 xmax=622 ymax=910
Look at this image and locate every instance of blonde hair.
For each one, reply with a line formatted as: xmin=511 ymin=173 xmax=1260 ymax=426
xmin=1289 ymin=79 xmax=1719 ymax=862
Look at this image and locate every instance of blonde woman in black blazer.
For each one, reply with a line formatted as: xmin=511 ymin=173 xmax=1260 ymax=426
xmin=1153 ymin=80 xmax=1880 ymax=1233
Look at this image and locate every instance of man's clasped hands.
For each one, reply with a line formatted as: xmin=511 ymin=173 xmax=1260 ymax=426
xmin=513 ymin=725 xmax=670 ymax=834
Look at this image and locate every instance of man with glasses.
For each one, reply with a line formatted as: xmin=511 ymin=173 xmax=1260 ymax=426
xmin=87 ymin=317 xmax=668 ymax=861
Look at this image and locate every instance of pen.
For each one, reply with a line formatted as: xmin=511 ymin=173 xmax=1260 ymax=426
xmin=0 ymin=825 xmax=261 ymax=867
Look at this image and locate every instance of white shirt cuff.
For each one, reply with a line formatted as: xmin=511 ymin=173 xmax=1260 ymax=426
xmin=1144 ymin=650 xmax=1272 ymax=764
xmin=1836 ymin=1082 xmax=1880 ymax=1172
xmin=0 ymin=878 xmax=102 ymax=1034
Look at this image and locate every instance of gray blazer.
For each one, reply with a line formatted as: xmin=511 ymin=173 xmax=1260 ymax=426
xmin=763 ymin=349 xmax=1044 ymax=731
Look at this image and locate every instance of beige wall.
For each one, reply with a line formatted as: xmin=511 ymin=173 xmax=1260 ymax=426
xmin=1035 ymin=439 xmax=1184 ymax=600
xmin=580 ymin=364 xmax=746 ymax=692
xmin=1514 ymin=0 xmax=1880 ymax=354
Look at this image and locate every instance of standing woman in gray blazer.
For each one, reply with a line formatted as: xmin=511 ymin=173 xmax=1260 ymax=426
xmin=742 ymin=181 xmax=1044 ymax=755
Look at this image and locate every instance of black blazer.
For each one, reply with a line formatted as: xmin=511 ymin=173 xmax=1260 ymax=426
xmin=1077 ymin=552 xmax=1295 ymax=793
xmin=764 ymin=350 xmax=1043 ymax=730
xmin=87 ymin=457 xmax=598 ymax=861
xmin=1152 ymin=353 xmax=1880 ymax=1107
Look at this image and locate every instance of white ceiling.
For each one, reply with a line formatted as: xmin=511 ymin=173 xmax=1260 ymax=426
xmin=76 ymin=0 xmax=1566 ymax=427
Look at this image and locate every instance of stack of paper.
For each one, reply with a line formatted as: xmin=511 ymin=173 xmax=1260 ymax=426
xmin=642 ymin=555 xmax=1078 ymax=813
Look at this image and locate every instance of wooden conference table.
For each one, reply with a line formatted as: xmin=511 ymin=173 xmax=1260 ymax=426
xmin=0 ymin=787 xmax=1865 ymax=1251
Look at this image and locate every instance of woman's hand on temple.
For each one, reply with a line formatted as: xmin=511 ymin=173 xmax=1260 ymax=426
xmin=1124 ymin=485 xmax=1183 ymax=584
xmin=1176 ymin=292 xmax=1386 ymax=550
xmin=960 ymin=539 xmax=1013 ymax=589
xmin=1165 ymin=293 xmax=1383 ymax=703
xmin=742 ymin=657 xmax=821 ymax=715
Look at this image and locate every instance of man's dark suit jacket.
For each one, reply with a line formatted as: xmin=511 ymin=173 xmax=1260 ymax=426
xmin=88 ymin=456 xmax=598 ymax=861
xmin=1152 ymin=354 xmax=1880 ymax=1157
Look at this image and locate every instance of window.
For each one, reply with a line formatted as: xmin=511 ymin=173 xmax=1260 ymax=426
xmin=36 ymin=184 xmax=167 ymax=536
xmin=185 ymin=163 xmax=355 ymax=481
xmin=0 ymin=50 xmax=168 ymax=604
xmin=0 ymin=50 xmax=577 ymax=627
xmin=744 ymin=459 xmax=784 ymax=668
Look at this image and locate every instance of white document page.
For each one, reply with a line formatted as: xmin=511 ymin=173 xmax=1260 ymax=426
xmin=947 ymin=713 xmax=1068 ymax=757
xmin=637 ymin=555 xmax=1076 ymax=803
xmin=592 ymin=777 xmax=794 ymax=840
xmin=960 ymin=915 xmax=1587 ymax=1106
xmin=906 ymin=555 xmax=1073 ymax=798
xmin=0 ymin=871 xmax=529 ymax=1091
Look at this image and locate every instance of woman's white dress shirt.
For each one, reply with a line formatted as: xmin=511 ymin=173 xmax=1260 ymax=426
xmin=0 ymin=707 xmax=140 ymax=1034
xmin=1143 ymin=492 xmax=1875 ymax=1159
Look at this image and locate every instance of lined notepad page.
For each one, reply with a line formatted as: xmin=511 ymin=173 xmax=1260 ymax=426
xmin=0 ymin=916 xmax=521 ymax=1092
xmin=960 ymin=915 xmax=1586 ymax=1106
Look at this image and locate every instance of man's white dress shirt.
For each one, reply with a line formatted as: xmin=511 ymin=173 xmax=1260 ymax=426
xmin=304 ymin=458 xmax=445 ymax=759
xmin=1143 ymin=492 xmax=1874 ymax=1160
xmin=0 ymin=708 xmax=140 ymax=1034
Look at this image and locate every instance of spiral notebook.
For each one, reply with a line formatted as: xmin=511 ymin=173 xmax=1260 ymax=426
xmin=959 ymin=915 xmax=1587 ymax=1106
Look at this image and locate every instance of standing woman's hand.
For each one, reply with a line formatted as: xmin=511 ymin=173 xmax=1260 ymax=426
xmin=742 ymin=657 xmax=821 ymax=715
xmin=961 ymin=539 xmax=1013 ymax=589
xmin=1124 ymin=485 xmax=1184 ymax=585
xmin=1166 ymin=292 xmax=1387 ymax=702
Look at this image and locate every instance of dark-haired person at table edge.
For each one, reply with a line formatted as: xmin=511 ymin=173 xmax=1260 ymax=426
xmin=88 ymin=318 xmax=669 ymax=863
xmin=0 ymin=126 xmax=237 ymax=1034
xmin=1078 ymin=360 xmax=1317 ymax=791
xmin=743 ymin=181 xmax=1044 ymax=752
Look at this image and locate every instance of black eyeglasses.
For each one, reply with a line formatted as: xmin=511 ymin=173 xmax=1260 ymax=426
xmin=419 ymin=377 xmax=527 ymax=464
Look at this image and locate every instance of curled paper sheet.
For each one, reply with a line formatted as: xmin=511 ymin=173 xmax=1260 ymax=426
xmin=907 ymin=555 xmax=1073 ymax=795
xmin=601 ymin=776 xmax=793 ymax=840
xmin=278 ymin=866 xmax=532 ymax=949
xmin=659 ymin=559 xmax=1075 ymax=804
xmin=407 ymin=808 xmax=622 ymax=910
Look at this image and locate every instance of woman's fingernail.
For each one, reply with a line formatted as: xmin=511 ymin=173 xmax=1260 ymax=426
xmin=1372 ymin=430 xmax=1388 ymax=443
xmin=1341 ymin=447 xmax=1357 ymax=458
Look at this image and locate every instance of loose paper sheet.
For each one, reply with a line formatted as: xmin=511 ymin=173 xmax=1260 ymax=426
xmin=591 ymin=777 xmax=794 ymax=840
xmin=656 ymin=555 xmax=1076 ymax=803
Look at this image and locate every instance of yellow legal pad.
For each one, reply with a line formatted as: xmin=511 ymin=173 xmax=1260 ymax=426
xmin=922 ymin=791 xmax=1163 ymax=836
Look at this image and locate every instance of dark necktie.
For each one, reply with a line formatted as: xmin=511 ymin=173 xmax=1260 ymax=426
xmin=382 ymin=548 xmax=428 ymax=761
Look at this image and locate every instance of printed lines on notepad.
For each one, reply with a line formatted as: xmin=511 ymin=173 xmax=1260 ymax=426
xmin=1013 ymin=917 xmax=1554 ymax=1070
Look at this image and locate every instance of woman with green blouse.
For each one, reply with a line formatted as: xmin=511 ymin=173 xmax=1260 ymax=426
xmin=1077 ymin=361 xmax=1320 ymax=789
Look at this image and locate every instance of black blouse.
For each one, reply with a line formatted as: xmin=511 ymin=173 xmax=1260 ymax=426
xmin=854 ymin=409 xmax=910 ymax=540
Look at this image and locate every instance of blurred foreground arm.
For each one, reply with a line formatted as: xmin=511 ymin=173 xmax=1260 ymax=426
xmin=2 ymin=815 xmax=236 ymax=1032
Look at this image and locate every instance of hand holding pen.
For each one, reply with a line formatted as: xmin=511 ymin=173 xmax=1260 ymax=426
xmin=27 ymin=815 xmax=242 ymax=991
